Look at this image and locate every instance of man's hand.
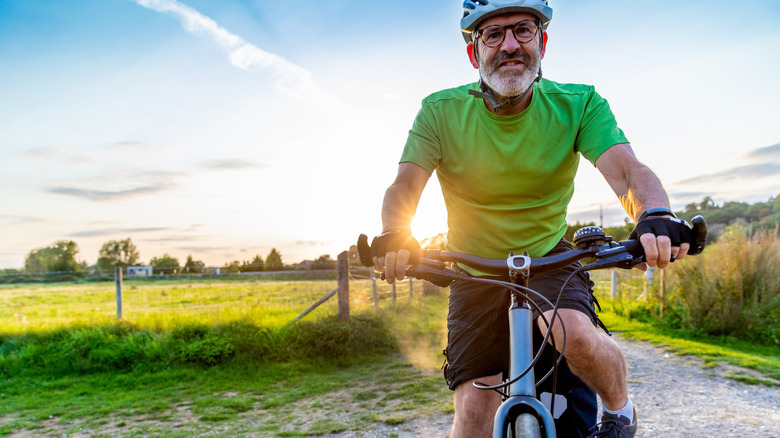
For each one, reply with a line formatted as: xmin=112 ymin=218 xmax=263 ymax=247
xmin=629 ymin=216 xmax=694 ymax=269
xmin=369 ymin=230 xmax=421 ymax=284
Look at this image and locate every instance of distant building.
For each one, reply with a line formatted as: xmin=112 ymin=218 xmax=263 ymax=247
xmin=127 ymin=265 xmax=153 ymax=276
xmin=297 ymin=260 xmax=314 ymax=270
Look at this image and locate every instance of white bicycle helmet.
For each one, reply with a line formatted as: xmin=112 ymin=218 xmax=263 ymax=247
xmin=461 ymin=0 xmax=553 ymax=43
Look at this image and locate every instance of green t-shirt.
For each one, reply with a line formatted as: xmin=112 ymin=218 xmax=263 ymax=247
xmin=401 ymin=78 xmax=628 ymax=264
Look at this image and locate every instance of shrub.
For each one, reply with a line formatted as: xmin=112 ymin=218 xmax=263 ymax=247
xmin=670 ymin=226 xmax=780 ymax=345
xmin=0 ymin=314 xmax=396 ymax=378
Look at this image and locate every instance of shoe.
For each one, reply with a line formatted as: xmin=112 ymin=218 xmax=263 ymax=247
xmin=588 ymin=407 xmax=636 ymax=437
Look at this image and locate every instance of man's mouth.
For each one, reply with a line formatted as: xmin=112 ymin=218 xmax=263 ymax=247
xmin=496 ymin=56 xmax=527 ymax=69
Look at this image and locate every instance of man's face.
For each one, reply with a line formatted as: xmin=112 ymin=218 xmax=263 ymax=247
xmin=473 ymin=12 xmax=544 ymax=99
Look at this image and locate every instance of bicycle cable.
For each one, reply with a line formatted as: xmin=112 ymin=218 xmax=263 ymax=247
xmin=468 ymin=276 xmax=563 ymax=395
xmin=470 ymin=263 xmax=587 ymax=419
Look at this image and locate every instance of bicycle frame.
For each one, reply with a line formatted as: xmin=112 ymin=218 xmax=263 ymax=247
xmin=492 ymin=290 xmax=556 ymax=437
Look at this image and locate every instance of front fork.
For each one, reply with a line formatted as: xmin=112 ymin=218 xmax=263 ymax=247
xmin=492 ymin=285 xmax=556 ymax=437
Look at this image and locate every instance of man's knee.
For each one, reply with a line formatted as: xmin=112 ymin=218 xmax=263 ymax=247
xmin=453 ymin=375 xmax=502 ymax=431
xmin=540 ymin=309 xmax=599 ymax=352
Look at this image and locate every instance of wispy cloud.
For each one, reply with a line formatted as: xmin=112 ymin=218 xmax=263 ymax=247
xmin=201 ymin=159 xmax=263 ymax=170
xmin=131 ymin=0 xmax=341 ymax=108
xmin=177 ymin=245 xmax=231 ymax=253
xmin=69 ymin=227 xmax=172 ymax=238
xmin=676 ymin=163 xmax=780 ymax=186
xmin=44 ymin=157 xmax=263 ymax=202
xmin=0 ymin=214 xmax=45 ymax=226
xmin=744 ymin=142 xmax=780 ymax=161
xmin=27 ymin=147 xmax=89 ymax=164
xmin=48 ymin=184 xmax=173 ymax=201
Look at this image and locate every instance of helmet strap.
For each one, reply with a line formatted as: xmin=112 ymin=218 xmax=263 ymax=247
xmin=468 ymin=37 xmax=545 ymax=113
xmin=469 ymin=71 xmax=541 ymax=113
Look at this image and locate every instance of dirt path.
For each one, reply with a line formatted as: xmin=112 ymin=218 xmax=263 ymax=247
xmin=321 ymin=335 xmax=780 ymax=438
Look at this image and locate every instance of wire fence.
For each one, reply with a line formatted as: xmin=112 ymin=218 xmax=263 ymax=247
xmin=0 ymin=266 xmax=341 ymax=284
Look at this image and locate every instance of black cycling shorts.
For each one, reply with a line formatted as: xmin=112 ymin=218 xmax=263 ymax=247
xmin=442 ymin=239 xmax=601 ymax=391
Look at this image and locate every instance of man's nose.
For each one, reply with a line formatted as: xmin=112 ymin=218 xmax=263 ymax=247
xmin=499 ymin=30 xmax=523 ymax=52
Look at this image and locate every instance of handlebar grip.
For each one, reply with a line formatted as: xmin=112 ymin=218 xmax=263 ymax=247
xmin=357 ymin=234 xmax=373 ymax=267
xmin=689 ymin=215 xmax=707 ymax=255
xmin=620 ymin=240 xmax=644 ymax=258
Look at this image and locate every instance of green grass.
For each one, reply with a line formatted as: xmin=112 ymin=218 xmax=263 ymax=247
xmin=2 ymin=275 xmax=779 ymax=437
xmin=592 ymin=270 xmax=780 ymax=385
xmin=0 ymin=278 xmax=451 ymax=437
xmin=0 ymin=279 xmax=350 ymax=334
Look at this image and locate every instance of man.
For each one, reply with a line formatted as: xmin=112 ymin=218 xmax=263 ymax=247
xmin=369 ymin=1 xmax=696 ymax=436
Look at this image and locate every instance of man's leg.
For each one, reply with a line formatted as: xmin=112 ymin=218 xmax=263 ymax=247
xmin=538 ymin=308 xmax=628 ymax=411
xmin=450 ymin=373 xmax=503 ymax=438
xmin=444 ymin=279 xmax=511 ymax=437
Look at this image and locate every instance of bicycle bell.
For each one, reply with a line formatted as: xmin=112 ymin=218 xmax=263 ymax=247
xmin=573 ymin=226 xmax=606 ymax=249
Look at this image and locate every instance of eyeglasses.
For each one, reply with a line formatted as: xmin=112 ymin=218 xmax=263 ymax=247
xmin=474 ymin=20 xmax=541 ymax=48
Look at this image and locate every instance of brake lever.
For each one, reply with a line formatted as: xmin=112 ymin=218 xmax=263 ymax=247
xmin=377 ymin=257 xmax=467 ymax=287
xmin=583 ymin=245 xmax=644 ymax=271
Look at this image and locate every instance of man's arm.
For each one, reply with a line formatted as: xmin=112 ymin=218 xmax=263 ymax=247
xmin=596 ymin=143 xmax=689 ymax=268
xmin=376 ymin=162 xmax=431 ymax=282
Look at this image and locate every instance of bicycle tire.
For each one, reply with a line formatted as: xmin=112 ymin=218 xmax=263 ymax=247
xmin=510 ymin=412 xmax=542 ymax=438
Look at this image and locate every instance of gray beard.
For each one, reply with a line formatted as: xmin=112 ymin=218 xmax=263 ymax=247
xmin=480 ymin=52 xmax=541 ymax=99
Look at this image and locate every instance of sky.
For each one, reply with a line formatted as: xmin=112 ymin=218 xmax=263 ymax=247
xmin=1 ymin=0 xmax=779 ymax=269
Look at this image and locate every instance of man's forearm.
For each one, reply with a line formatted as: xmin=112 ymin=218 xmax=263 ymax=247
xmin=596 ymin=143 xmax=672 ymax=222
xmin=380 ymin=162 xmax=430 ymax=232
xmin=381 ymin=182 xmax=419 ymax=232
xmin=618 ymin=165 xmax=671 ymax=222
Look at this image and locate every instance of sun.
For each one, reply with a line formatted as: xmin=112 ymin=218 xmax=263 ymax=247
xmin=412 ymin=180 xmax=448 ymax=240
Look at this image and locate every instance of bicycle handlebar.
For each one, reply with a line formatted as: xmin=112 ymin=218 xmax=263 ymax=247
xmin=359 ymin=215 xmax=707 ymax=287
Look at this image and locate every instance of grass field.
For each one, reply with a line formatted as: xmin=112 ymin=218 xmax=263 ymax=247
xmin=1 ymin=273 xmax=778 ymax=437
xmin=0 ymin=276 xmax=452 ymax=437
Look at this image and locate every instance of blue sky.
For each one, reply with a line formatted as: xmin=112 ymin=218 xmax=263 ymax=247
xmin=1 ymin=0 xmax=779 ymax=269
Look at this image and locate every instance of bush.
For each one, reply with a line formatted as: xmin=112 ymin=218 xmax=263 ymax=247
xmin=670 ymin=226 xmax=780 ymax=345
xmin=0 ymin=314 xmax=397 ymax=378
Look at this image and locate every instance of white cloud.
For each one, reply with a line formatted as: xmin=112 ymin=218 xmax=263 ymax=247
xmin=131 ymin=0 xmax=341 ymax=108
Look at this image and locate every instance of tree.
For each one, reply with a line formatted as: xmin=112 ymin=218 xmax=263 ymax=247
xmin=312 ymin=254 xmax=337 ymax=270
xmin=183 ymin=254 xmax=205 ymax=274
xmin=223 ymin=260 xmax=241 ymax=274
xmin=96 ymin=238 xmax=140 ymax=272
xmin=150 ymin=254 xmax=180 ymax=275
xmin=241 ymin=254 xmax=264 ymax=272
xmin=699 ymin=196 xmax=716 ymax=211
xmin=265 ymin=248 xmax=283 ymax=271
xmin=24 ymin=240 xmax=83 ymax=273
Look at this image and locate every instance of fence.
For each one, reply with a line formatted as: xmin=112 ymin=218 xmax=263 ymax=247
xmin=285 ymin=253 xmax=444 ymax=323
xmin=9 ymin=255 xmax=649 ymax=324
xmin=106 ymin=251 xmax=441 ymax=324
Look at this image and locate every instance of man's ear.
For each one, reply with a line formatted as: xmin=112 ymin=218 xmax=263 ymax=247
xmin=467 ymin=43 xmax=479 ymax=69
xmin=541 ymin=31 xmax=548 ymax=59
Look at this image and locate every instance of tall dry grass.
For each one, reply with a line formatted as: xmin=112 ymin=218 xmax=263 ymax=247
xmin=671 ymin=226 xmax=780 ymax=344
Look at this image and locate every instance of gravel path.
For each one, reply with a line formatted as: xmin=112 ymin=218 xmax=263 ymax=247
xmin=321 ymin=335 xmax=780 ymax=438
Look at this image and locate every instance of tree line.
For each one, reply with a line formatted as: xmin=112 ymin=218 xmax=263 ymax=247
xmin=563 ymin=194 xmax=780 ymax=244
xmin=5 ymin=237 xmax=338 ymax=276
xmin=6 ymin=195 xmax=778 ymax=277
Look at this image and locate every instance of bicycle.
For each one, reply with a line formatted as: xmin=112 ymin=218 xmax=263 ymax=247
xmin=358 ymin=215 xmax=707 ymax=437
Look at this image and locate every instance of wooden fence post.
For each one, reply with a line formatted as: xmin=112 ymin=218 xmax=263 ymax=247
xmin=610 ymin=269 xmax=617 ymax=299
xmin=115 ymin=267 xmax=123 ymax=320
xmin=337 ymin=251 xmax=350 ymax=321
xmin=392 ymin=282 xmax=396 ymax=303
xmin=409 ymin=278 xmax=413 ymax=298
xmin=371 ymin=268 xmax=378 ymax=307
xmin=659 ymin=268 xmax=666 ymax=318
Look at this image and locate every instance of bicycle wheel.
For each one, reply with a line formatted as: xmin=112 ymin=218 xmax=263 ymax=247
xmin=509 ymin=412 xmax=542 ymax=438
